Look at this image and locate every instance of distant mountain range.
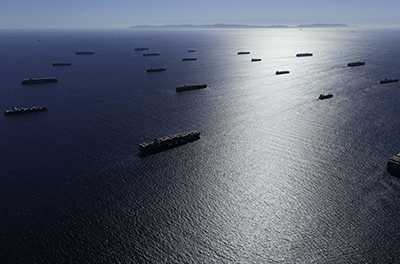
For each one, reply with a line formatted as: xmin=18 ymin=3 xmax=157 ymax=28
xmin=130 ymin=23 xmax=348 ymax=29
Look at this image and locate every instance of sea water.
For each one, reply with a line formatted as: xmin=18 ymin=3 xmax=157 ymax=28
xmin=1 ymin=27 xmax=400 ymax=263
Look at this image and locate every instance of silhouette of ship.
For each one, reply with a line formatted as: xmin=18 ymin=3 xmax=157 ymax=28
xmin=143 ymin=53 xmax=160 ymax=56
xmin=319 ymin=93 xmax=333 ymax=100
xmin=188 ymin=50 xmax=196 ymax=52
xmin=251 ymin=58 xmax=261 ymax=62
xmin=238 ymin=51 xmax=250 ymax=55
xmin=182 ymin=58 xmax=197 ymax=61
xmin=134 ymin=48 xmax=149 ymax=51
xmin=176 ymin=84 xmax=207 ymax=92
xmin=347 ymin=62 xmax=365 ymax=67
xmin=4 ymin=106 xmax=47 ymax=115
xmin=387 ymin=152 xmax=400 ymax=176
xmin=139 ymin=131 xmax=200 ymax=156
xmin=22 ymin=78 xmax=58 ymax=84
xmin=75 ymin=51 xmax=94 ymax=55
xmin=296 ymin=53 xmax=313 ymax=57
xmin=53 ymin=62 xmax=71 ymax=66
xmin=147 ymin=68 xmax=166 ymax=72
xmin=276 ymin=71 xmax=290 ymax=75
xmin=380 ymin=78 xmax=399 ymax=84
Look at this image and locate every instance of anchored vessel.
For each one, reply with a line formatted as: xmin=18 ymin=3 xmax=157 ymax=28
xmin=75 ymin=51 xmax=94 ymax=55
xmin=182 ymin=58 xmax=197 ymax=61
xmin=22 ymin=78 xmax=58 ymax=84
xmin=347 ymin=62 xmax=365 ymax=67
xmin=188 ymin=50 xmax=196 ymax=52
xmin=238 ymin=51 xmax=250 ymax=55
xmin=296 ymin=53 xmax=313 ymax=57
xmin=276 ymin=71 xmax=290 ymax=75
xmin=147 ymin=68 xmax=166 ymax=72
xmin=134 ymin=48 xmax=149 ymax=51
xmin=176 ymin=84 xmax=207 ymax=92
xmin=53 ymin=62 xmax=71 ymax=66
xmin=4 ymin=106 xmax=47 ymax=115
xmin=139 ymin=131 xmax=200 ymax=156
xmin=143 ymin=53 xmax=160 ymax=56
xmin=251 ymin=58 xmax=261 ymax=62
xmin=387 ymin=152 xmax=400 ymax=176
xmin=319 ymin=93 xmax=333 ymax=100
xmin=380 ymin=78 xmax=399 ymax=84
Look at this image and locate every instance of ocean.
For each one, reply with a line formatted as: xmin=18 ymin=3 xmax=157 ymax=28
xmin=1 ymin=27 xmax=400 ymax=263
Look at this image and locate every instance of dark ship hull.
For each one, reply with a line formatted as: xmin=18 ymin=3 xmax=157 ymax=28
xmin=380 ymin=78 xmax=399 ymax=84
xmin=319 ymin=93 xmax=333 ymax=100
xmin=75 ymin=51 xmax=94 ymax=55
xmin=251 ymin=58 xmax=261 ymax=62
xmin=238 ymin=52 xmax=250 ymax=55
xmin=53 ymin=62 xmax=71 ymax=66
xmin=176 ymin=84 xmax=207 ymax=92
xmin=139 ymin=131 xmax=200 ymax=156
xmin=22 ymin=78 xmax=58 ymax=84
xmin=146 ymin=68 xmax=166 ymax=72
xmin=134 ymin=48 xmax=149 ymax=51
xmin=296 ymin=53 xmax=313 ymax=57
xmin=387 ymin=152 xmax=400 ymax=176
xmin=182 ymin=58 xmax=197 ymax=61
xmin=347 ymin=62 xmax=365 ymax=67
xmin=276 ymin=71 xmax=290 ymax=75
xmin=143 ymin=53 xmax=160 ymax=56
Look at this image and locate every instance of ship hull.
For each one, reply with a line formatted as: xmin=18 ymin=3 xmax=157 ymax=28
xmin=387 ymin=153 xmax=400 ymax=176
xmin=147 ymin=68 xmax=166 ymax=72
xmin=22 ymin=78 xmax=58 ymax=84
xmin=347 ymin=62 xmax=365 ymax=67
xmin=176 ymin=84 xmax=207 ymax=92
xmin=4 ymin=106 xmax=47 ymax=115
xmin=296 ymin=53 xmax=313 ymax=57
xmin=139 ymin=131 xmax=200 ymax=156
xmin=380 ymin=79 xmax=399 ymax=84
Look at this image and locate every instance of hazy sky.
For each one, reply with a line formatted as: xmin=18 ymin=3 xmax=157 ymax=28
xmin=1 ymin=0 xmax=400 ymax=29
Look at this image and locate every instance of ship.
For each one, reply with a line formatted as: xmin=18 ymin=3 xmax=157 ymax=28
xmin=251 ymin=58 xmax=261 ymax=62
xmin=4 ymin=106 xmax=47 ymax=115
xmin=75 ymin=51 xmax=94 ymax=55
xmin=22 ymin=78 xmax=58 ymax=84
xmin=182 ymin=58 xmax=197 ymax=61
xmin=238 ymin=51 xmax=250 ymax=55
xmin=188 ymin=50 xmax=196 ymax=52
xmin=347 ymin=62 xmax=365 ymax=67
xmin=139 ymin=131 xmax=200 ymax=156
xmin=296 ymin=53 xmax=313 ymax=57
xmin=176 ymin=84 xmax=207 ymax=92
xmin=319 ymin=93 xmax=333 ymax=100
xmin=276 ymin=71 xmax=290 ymax=75
xmin=52 ymin=62 xmax=71 ymax=66
xmin=143 ymin=53 xmax=160 ymax=56
xmin=147 ymin=68 xmax=166 ymax=72
xmin=380 ymin=78 xmax=399 ymax=84
xmin=387 ymin=152 xmax=400 ymax=176
xmin=134 ymin=48 xmax=149 ymax=51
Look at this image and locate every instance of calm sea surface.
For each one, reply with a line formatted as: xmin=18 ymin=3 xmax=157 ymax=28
xmin=1 ymin=27 xmax=400 ymax=263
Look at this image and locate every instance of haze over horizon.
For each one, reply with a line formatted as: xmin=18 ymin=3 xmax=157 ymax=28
xmin=1 ymin=0 xmax=400 ymax=29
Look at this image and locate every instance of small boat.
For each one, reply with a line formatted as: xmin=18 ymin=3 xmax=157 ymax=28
xmin=134 ymin=48 xmax=149 ymax=51
xmin=380 ymin=78 xmax=399 ymax=84
xmin=75 ymin=51 xmax=94 ymax=55
xmin=276 ymin=71 xmax=290 ymax=75
xmin=188 ymin=50 xmax=196 ymax=52
xmin=251 ymin=58 xmax=261 ymax=62
xmin=52 ymin=62 xmax=71 ymax=66
xmin=143 ymin=53 xmax=160 ymax=56
xmin=176 ymin=84 xmax=207 ymax=92
xmin=347 ymin=62 xmax=365 ymax=67
xmin=296 ymin=53 xmax=313 ymax=57
xmin=182 ymin=58 xmax=197 ymax=61
xmin=4 ymin=106 xmax=47 ymax=115
xmin=319 ymin=93 xmax=333 ymax=100
xmin=147 ymin=68 xmax=166 ymax=72
xmin=238 ymin=51 xmax=250 ymax=55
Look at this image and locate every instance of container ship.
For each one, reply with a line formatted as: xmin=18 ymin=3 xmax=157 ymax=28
xmin=176 ymin=84 xmax=207 ymax=92
xmin=276 ymin=71 xmax=290 ymax=75
xmin=22 ymin=78 xmax=58 ymax=84
xmin=296 ymin=53 xmax=313 ymax=57
xmin=380 ymin=78 xmax=399 ymax=84
xmin=238 ymin=51 xmax=250 ymax=55
xmin=139 ymin=131 xmax=200 ymax=156
xmin=4 ymin=106 xmax=47 ymax=115
xmin=251 ymin=58 xmax=261 ymax=62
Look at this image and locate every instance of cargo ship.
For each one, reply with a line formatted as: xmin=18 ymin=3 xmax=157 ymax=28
xmin=296 ymin=53 xmax=313 ymax=57
xmin=380 ymin=78 xmax=399 ymax=84
xmin=53 ymin=62 xmax=71 ymax=66
xmin=75 ymin=51 xmax=94 ymax=55
xmin=4 ymin=106 xmax=47 ymax=115
xmin=238 ymin=51 xmax=250 ymax=55
xmin=134 ymin=48 xmax=149 ymax=51
xmin=176 ymin=84 xmax=207 ymax=92
xmin=347 ymin=62 xmax=365 ymax=67
xmin=147 ymin=68 xmax=166 ymax=72
xmin=182 ymin=58 xmax=197 ymax=61
xmin=276 ymin=71 xmax=290 ymax=75
xmin=387 ymin=152 xmax=400 ymax=176
xmin=143 ymin=53 xmax=160 ymax=56
xmin=22 ymin=78 xmax=58 ymax=84
xmin=319 ymin=93 xmax=333 ymax=100
xmin=251 ymin=58 xmax=261 ymax=62
xmin=139 ymin=131 xmax=200 ymax=156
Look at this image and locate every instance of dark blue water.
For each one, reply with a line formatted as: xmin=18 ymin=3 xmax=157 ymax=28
xmin=2 ymin=27 xmax=400 ymax=263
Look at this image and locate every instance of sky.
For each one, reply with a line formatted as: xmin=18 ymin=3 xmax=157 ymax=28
xmin=1 ymin=0 xmax=400 ymax=29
